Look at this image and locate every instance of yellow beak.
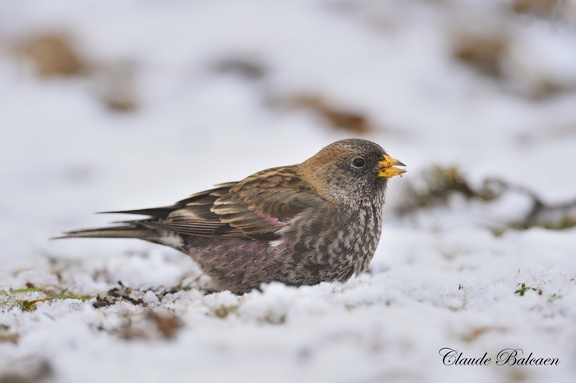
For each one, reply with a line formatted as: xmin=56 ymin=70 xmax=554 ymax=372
xmin=377 ymin=154 xmax=406 ymax=178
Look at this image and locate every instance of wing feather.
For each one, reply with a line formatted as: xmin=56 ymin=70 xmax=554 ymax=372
xmin=98 ymin=167 xmax=325 ymax=241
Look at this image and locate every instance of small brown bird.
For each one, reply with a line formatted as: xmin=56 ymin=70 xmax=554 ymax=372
xmin=60 ymin=139 xmax=405 ymax=293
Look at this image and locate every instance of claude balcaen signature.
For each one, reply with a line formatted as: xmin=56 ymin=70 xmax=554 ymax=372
xmin=439 ymin=347 xmax=559 ymax=366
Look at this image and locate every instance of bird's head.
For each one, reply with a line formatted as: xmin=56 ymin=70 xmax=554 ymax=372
xmin=300 ymin=138 xmax=406 ymax=207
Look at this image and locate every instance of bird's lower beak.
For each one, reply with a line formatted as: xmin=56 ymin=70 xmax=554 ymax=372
xmin=377 ymin=154 xmax=406 ymax=178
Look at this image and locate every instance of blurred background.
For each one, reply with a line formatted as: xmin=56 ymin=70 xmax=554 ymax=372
xmin=1 ymin=0 xmax=576 ymax=260
xmin=1 ymin=2 xmax=576 ymax=211
xmin=2 ymin=2 xmax=576 ymax=382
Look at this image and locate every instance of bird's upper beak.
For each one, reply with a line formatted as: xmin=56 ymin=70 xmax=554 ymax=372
xmin=377 ymin=154 xmax=406 ymax=178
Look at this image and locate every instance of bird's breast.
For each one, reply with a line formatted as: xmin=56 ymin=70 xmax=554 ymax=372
xmin=277 ymin=204 xmax=383 ymax=283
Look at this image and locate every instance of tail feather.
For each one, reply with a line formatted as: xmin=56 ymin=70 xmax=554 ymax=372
xmin=54 ymin=225 xmax=153 ymax=240
xmin=97 ymin=208 xmax=173 ymax=218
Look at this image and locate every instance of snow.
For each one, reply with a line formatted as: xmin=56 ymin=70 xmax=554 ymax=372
xmin=1 ymin=1 xmax=576 ymax=382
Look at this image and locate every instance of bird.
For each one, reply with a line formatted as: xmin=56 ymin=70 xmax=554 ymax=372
xmin=59 ymin=138 xmax=406 ymax=293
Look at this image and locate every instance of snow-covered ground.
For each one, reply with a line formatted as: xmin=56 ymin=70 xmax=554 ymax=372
xmin=1 ymin=1 xmax=576 ymax=382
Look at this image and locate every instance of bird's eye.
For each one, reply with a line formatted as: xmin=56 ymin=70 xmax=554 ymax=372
xmin=352 ymin=158 xmax=365 ymax=168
